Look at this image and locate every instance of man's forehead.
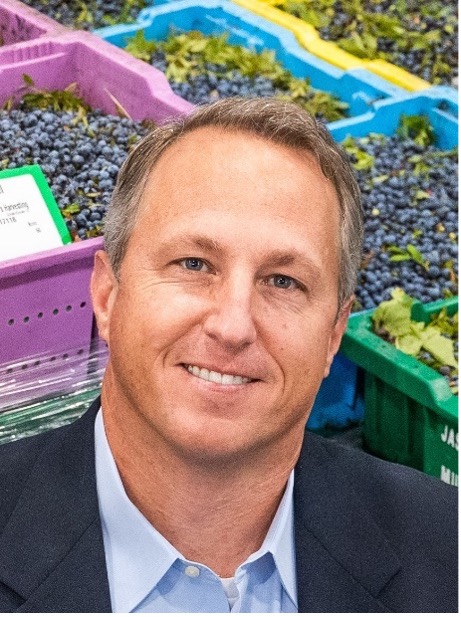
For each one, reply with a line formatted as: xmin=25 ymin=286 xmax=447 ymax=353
xmin=148 ymin=125 xmax=323 ymax=177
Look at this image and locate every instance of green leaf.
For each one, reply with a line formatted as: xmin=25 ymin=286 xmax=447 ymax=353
xmin=396 ymin=324 xmax=425 ymax=356
xmin=373 ymin=292 xmax=459 ymax=391
xmin=397 ymin=114 xmax=435 ymax=147
xmin=61 ymin=203 xmax=81 ymax=218
xmin=22 ymin=74 xmax=35 ymax=87
xmin=372 ymin=287 xmax=414 ymax=337
xmin=406 ymin=243 xmax=424 ymax=261
xmin=386 ymin=244 xmax=429 ymax=270
xmin=389 ymin=253 xmax=412 ymax=262
xmin=415 ymin=189 xmax=431 ymax=200
xmin=372 ymin=174 xmax=389 ymax=184
xmin=338 ymin=32 xmax=373 ymax=59
xmin=125 ymin=30 xmax=158 ymax=62
xmin=421 ymin=326 xmax=458 ymax=368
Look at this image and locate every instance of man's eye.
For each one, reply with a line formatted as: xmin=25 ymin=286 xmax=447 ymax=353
xmin=181 ymin=258 xmax=207 ymax=271
xmin=269 ymin=275 xmax=298 ymax=290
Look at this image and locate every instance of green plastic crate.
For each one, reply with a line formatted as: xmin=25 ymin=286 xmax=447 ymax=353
xmin=340 ymin=297 xmax=458 ymax=485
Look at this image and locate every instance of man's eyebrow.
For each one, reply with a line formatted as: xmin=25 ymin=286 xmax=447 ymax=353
xmin=158 ymin=234 xmax=224 ymax=255
xmin=261 ymin=249 xmax=322 ymax=277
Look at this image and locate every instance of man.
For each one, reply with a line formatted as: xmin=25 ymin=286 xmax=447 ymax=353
xmin=0 ymin=98 xmax=457 ymax=613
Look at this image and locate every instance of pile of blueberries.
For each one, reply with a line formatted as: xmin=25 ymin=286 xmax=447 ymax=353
xmin=152 ymin=53 xmax=279 ymax=106
xmin=20 ymin=0 xmax=146 ymax=30
xmin=150 ymin=52 xmax=344 ymax=124
xmin=316 ymin=0 xmax=458 ymax=86
xmin=348 ymin=134 xmax=458 ymax=309
xmin=0 ymin=104 xmax=149 ymax=239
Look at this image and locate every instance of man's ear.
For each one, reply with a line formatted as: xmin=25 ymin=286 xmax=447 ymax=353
xmin=323 ymin=295 xmax=354 ymax=378
xmin=90 ymin=250 xmax=118 ymax=344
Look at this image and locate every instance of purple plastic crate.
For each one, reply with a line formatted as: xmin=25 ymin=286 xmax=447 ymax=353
xmin=0 ymin=0 xmax=67 ymax=47
xmin=0 ymin=30 xmax=192 ymax=120
xmin=0 ymin=32 xmax=192 ymax=389
xmin=0 ymin=238 xmax=101 ymax=367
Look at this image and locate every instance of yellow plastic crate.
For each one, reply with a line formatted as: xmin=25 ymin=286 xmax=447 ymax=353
xmin=231 ymin=0 xmax=431 ymax=91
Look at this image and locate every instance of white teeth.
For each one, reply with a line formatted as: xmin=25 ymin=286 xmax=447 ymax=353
xmin=208 ymin=371 xmax=221 ymax=384
xmin=199 ymin=368 xmax=209 ymax=381
xmin=186 ymin=365 xmax=251 ymax=385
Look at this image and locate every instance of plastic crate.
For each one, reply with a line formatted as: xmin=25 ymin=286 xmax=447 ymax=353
xmin=215 ymin=0 xmax=433 ymax=91
xmin=0 ymin=32 xmax=191 ymax=399
xmin=308 ymin=352 xmax=364 ymax=431
xmin=95 ymin=0 xmax=408 ymax=123
xmin=0 ymin=31 xmax=191 ymax=120
xmin=340 ymin=297 xmax=458 ymax=485
xmin=0 ymin=0 xmax=68 ymax=48
xmin=328 ymin=90 xmax=458 ymax=150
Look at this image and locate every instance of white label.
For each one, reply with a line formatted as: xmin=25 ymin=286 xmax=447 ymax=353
xmin=440 ymin=425 xmax=458 ymax=451
xmin=0 ymin=174 xmax=64 ymax=261
xmin=440 ymin=465 xmax=458 ymax=486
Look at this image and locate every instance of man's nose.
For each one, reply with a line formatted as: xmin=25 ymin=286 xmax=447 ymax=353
xmin=202 ymin=275 xmax=257 ymax=351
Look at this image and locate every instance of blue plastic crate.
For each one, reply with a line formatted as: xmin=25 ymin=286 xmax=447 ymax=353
xmin=328 ymin=91 xmax=458 ymax=149
xmin=308 ymin=353 xmax=365 ymax=431
xmin=94 ymin=0 xmax=407 ymax=123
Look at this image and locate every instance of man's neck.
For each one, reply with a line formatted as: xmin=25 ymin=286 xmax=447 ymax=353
xmin=102 ymin=395 xmax=301 ymax=577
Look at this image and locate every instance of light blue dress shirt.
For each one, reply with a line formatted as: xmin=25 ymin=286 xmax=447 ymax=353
xmin=94 ymin=409 xmax=298 ymax=613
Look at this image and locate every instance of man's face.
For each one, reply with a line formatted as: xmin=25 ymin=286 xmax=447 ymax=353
xmin=93 ymin=127 xmax=351 ymax=463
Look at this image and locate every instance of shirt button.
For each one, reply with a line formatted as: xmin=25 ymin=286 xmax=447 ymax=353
xmin=184 ymin=565 xmax=200 ymax=578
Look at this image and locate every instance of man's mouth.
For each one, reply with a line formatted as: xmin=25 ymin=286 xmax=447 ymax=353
xmin=184 ymin=364 xmax=253 ymax=385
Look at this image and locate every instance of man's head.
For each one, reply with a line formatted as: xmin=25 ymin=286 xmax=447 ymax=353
xmin=91 ymin=97 xmax=363 ymax=466
xmin=103 ymin=98 xmax=362 ymax=308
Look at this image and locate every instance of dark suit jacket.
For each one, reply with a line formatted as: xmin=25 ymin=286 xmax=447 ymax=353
xmin=0 ymin=398 xmax=457 ymax=612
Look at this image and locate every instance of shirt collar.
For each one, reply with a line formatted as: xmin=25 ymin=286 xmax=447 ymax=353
xmin=245 ymin=468 xmax=297 ymax=606
xmin=95 ymin=409 xmax=182 ymax=612
xmin=95 ymin=408 xmax=297 ymax=612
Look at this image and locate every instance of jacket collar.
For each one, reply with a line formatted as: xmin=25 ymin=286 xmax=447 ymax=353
xmin=294 ymin=434 xmax=400 ymax=612
xmin=0 ymin=398 xmax=111 ymax=612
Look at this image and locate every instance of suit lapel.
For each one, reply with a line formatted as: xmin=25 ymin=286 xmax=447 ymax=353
xmin=294 ymin=434 xmax=400 ymax=612
xmin=0 ymin=399 xmax=111 ymax=612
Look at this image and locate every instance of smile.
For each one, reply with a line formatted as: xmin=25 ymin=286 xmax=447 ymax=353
xmin=185 ymin=365 xmax=253 ymax=385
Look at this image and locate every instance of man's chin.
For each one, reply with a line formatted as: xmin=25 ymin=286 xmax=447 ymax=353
xmin=156 ymin=421 xmax=272 ymax=471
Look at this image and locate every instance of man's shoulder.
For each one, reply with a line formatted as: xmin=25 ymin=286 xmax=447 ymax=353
xmin=294 ymin=431 xmax=457 ymax=612
xmin=0 ymin=401 xmax=100 ymax=529
xmin=296 ymin=430 xmax=457 ymax=542
xmin=299 ymin=430 xmax=457 ymax=507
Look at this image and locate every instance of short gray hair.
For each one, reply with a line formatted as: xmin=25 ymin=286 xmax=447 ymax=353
xmin=104 ymin=97 xmax=363 ymax=306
